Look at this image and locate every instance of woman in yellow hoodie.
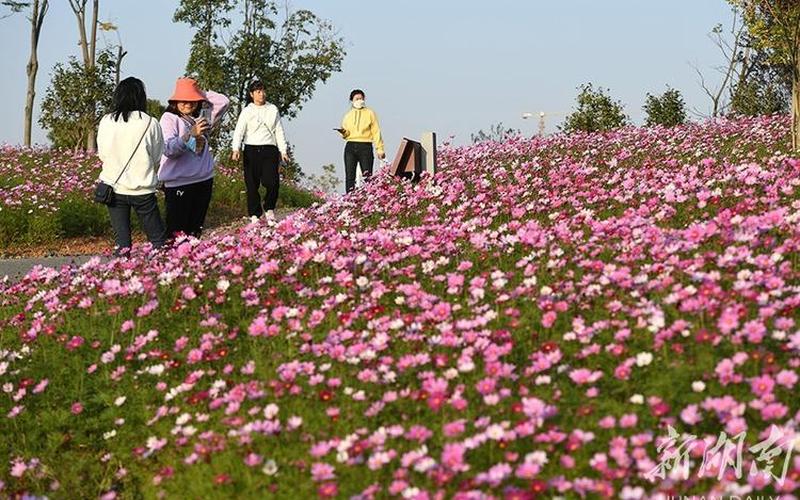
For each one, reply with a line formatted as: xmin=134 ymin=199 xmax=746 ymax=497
xmin=338 ymin=89 xmax=385 ymax=193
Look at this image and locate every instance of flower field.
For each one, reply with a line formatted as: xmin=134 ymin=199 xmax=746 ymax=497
xmin=1 ymin=116 xmax=800 ymax=498
xmin=0 ymin=146 xmax=318 ymax=249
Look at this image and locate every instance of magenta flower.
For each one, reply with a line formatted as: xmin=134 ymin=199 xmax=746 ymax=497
xmin=750 ymin=374 xmax=775 ymax=398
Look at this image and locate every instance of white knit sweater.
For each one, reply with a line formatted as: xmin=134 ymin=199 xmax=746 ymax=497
xmin=231 ymin=103 xmax=288 ymax=154
xmin=97 ymin=111 xmax=164 ymax=195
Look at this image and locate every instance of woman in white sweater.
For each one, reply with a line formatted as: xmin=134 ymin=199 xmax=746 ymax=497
xmin=230 ymin=80 xmax=289 ymax=220
xmin=97 ymin=77 xmax=166 ymax=255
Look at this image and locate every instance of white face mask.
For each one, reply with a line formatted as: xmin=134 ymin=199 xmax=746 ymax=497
xmin=352 ymin=99 xmax=365 ymax=109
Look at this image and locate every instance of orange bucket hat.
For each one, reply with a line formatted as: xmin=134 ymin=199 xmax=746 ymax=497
xmin=168 ymin=78 xmax=207 ymax=103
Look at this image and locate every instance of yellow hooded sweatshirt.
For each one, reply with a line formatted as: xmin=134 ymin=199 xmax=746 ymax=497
xmin=341 ymin=107 xmax=384 ymax=155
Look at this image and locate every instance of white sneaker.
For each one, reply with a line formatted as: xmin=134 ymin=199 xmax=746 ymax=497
xmin=264 ymin=210 xmax=275 ymax=220
xmin=249 ymin=215 xmax=259 ymax=224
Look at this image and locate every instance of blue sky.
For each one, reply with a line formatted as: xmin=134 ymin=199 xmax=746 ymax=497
xmin=0 ymin=1 xmax=737 ymax=181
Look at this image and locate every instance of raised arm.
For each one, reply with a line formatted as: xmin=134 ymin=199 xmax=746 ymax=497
xmin=161 ymin=113 xmax=190 ymax=159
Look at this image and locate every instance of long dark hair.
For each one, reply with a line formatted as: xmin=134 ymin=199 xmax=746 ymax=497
xmin=245 ymin=80 xmax=266 ymax=105
xmin=111 ymin=77 xmax=147 ymax=122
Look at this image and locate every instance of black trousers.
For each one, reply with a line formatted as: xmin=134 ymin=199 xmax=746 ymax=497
xmin=106 ymin=192 xmax=166 ymax=255
xmin=243 ymin=144 xmax=280 ymax=216
xmin=163 ymin=178 xmax=213 ymax=239
xmin=344 ymin=141 xmax=374 ymax=193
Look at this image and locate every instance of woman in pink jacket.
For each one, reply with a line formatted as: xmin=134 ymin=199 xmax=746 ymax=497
xmin=158 ymin=78 xmax=229 ymax=239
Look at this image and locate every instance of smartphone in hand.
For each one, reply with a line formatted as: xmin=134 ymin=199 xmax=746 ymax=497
xmin=200 ymin=105 xmax=213 ymax=124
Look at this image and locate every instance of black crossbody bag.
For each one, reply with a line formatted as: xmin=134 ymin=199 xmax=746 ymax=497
xmin=94 ymin=118 xmax=151 ymax=205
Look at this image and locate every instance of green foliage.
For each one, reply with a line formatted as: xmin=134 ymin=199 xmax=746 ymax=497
xmin=230 ymin=4 xmax=346 ymax=120
xmin=39 ymin=49 xmax=115 ymax=149
xmin=146 ymin=99 xmax=166 ymax=119
xmin=470 ymin=122 xmax=520 ymax=144
xmin=561 ymin=83 xmax=629 ymax=134
xmin=730 ymin=75 xmax=789 ymax=116
xmin=0 ymin=208 xmax=29 ymax=247
xmin=305 ymin=163 xmax=341 ymax=194
xmin=281 ymin=144 xmax=303 ymax=183
xmin=729 ymin=0 xmax=800 ymax=147
xmin=731 ymin=1 xmax=800 ymax=70
xmin=174 ymin=0 xmax=346 ymax=157
xmin=57 ymin=196 xmax=109 ymax=237
xmin=278 ymin=182 xmax=320 ymax=208
xmin=643 ymin=87 xmax=687 ymax=127
xmin=173 ymin=0 xmax=235 ymax=92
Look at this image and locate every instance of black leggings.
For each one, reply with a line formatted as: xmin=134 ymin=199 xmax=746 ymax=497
xmin=163 ymin=178 xmax=213 ymax=239
xmin=243 ymin=144 xmax=280 ymax=216
xmin=344 ymin=141 xmax=374 ymax=193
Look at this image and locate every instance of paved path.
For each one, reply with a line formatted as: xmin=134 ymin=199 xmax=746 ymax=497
xmin=0 ymin=255 xmax=97 ymax=282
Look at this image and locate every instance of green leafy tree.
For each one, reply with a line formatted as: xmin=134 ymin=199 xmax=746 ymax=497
xmin=281 ymin=144 xmax=303 ymax=183
xmin=311 ymin=163 xmax=341 ymax=194
xmin=3 ymin=0 xmax=49 ymax=147
xmin=174 ymin=0 xmax=346 ymax=162
xmin=729 ymin=47 xmax=791 ymax=116
xmin=39 ymin=49 xmax=115 ymax=149
xmin=643 ymin=87 xmax=687 ymax=127
xmin=173 ymin=0 xmax=234 ymax=92
xmin=561 ymin=83 xmax=629 ymax=134
xmin=470 ymin=122 xmax=520 ymax=144
xmin=146 ymin=99 xmax=166 ymax=119
xmin=730 ymin=0 xmax=800 ymax=149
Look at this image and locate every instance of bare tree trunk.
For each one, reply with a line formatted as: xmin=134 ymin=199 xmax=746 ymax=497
xmin=89 ymin=0 xmax=97 ymax=67
xmin=23 ymin=0 xmax=48 ymax=147
xmin=75 ymin=9 xmax=89 ymax=65
xmin=793 ymin=63 xmax=800 ymax=151
xmin=84 ymin=0 xmax=98 ymax=150
xmin=68 ymin=0 xmax=99 ymax=151
xmin=114 ymin=45 xmax=127 ymax=85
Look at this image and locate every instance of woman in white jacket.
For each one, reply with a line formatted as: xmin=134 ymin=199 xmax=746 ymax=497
xmin=97 ymin=77 xmax=165 ymax=255
xmin=230 ymin=80 xmax=289 ymax=220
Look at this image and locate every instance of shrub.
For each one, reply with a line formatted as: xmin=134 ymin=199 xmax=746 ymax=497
xmin=561 ymin=83 xmax=629 ymax=134
xmin=643 ymin=86 xmax=687 ymax=127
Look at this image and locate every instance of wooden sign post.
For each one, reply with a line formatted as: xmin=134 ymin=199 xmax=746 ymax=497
xmin=391 ymin=138 xmax=423 ymax=182
xmin=391 ymin=132 xmax=437 ymax=183
xmin=420 ymin=131 xmax=437 ymax=175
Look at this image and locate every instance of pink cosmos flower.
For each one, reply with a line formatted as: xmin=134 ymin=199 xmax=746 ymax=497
xmin=247 ymin=316 xmax=268 ymax=336
xmin=10 ymin=460 xmax=27 ymax=478
xmin=443 ymin=420 xmax=466 ymax=437
xmin=619 ymin=414 xmax=638 ymax=428
xmin=441 ymin=443 xmax=468 ymax=472
xmin=750 ymin=374 xmax=775 ymax=398
xmin=680 ymin=404 xmax=702 ymax=425
xmin=541 ymin=311 xmax=557 ymax=328
xmin=311 ymin=462 xmax=335 ymax=482
xmin=244 ymin=453 xmax=263 ymax=467
xmin=569 ymin=368 xmax=603 ymax=385
xmin=32 ymin=379 xmax=49 ymax=394
xmin=776 ymin=370 xmax=798 ymax=388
